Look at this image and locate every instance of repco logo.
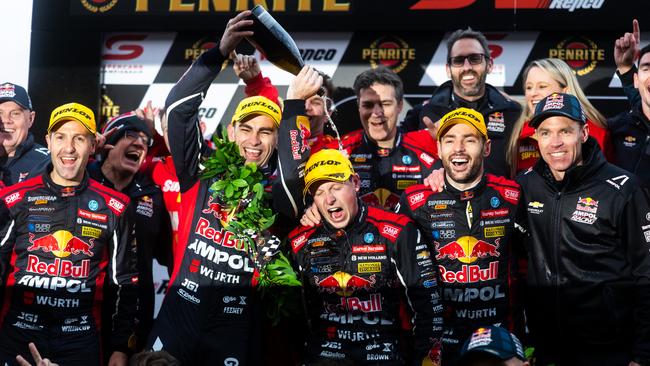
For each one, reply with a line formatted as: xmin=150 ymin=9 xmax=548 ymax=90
xmin=305 ymin=160 xmax=341 ymax=175
xmin=411 ymin=0 xmax=604 ymax=10
xmin=299 ymin=48 xmax=336 ymax=61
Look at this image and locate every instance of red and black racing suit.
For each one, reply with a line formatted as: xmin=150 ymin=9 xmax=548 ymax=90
xmin=323 ymin=129 xmax=438 ymax=211
xmin=146 ymin=44 xmax=298 ymax=365
xmin=289 ymin=203 xmax=443 ymax=365
xmin=397 ymin=174 xmax=525 ymax=366
xmin=0 ymin=169 xmax=137 ymax=366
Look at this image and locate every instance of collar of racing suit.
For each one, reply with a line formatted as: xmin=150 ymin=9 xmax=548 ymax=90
xmin=533 ymin=136 xmax=606 ymax=192
xmin=320 ymin=199 xmax=368 ymax=239
xmin=362 ymin=130 xmax=403 ymax=156
xmin=443 ymin=173 xmax=488 ymax=201
xmin=259 ymin=149 xmax=278 ymax=180
xmin=42 ymin=163 xmax=89 ymax=197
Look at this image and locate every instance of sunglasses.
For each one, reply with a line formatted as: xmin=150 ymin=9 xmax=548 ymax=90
xmin=448 ymin=53 xmax=487 ymax=67
xmin=122 ymin=130 xmax=153 ymax=147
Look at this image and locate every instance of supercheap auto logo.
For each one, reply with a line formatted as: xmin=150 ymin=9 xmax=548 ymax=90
xmin=549 ymin=36 xmax=604 ymax=76
xmin=362 ymin=36 xmax=415 ymax=74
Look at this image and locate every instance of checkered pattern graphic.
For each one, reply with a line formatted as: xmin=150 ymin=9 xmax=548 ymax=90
xmin=100 ymin=30 xmax=635 ymax=137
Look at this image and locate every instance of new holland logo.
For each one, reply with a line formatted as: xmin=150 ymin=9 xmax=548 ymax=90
xmin=81 ymin=0 xmax=118 ymax=13
xmin=549 ymin=36 xmax=604 ymax=76
xmin=362 ymin=36 xmax=415 ymax=74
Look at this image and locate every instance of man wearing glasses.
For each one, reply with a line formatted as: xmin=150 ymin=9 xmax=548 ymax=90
xmin=0 ymin=82 xmax=50 ymax=186
xmin=87 ymin=112 xmax=172 ymax=355
xmin=403 ymin=29 xmax=521 ymax=178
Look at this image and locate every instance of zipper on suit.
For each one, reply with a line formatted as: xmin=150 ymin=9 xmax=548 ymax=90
xmin=633 ymin=134 xmax=650 ymax=173
xmin=552 ymin=191 xmax=562 ymax=335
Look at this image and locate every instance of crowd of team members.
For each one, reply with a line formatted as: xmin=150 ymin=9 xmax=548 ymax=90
xmin=0 ymin=10 xmax=649 ymax=366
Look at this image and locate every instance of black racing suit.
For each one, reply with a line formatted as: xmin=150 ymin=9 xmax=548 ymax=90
xmin=607 ymin=104 xmax=650 ymax=188
xmin=402 ymin=81 xmax=522 ymax=178
xmin=518 ymin=138 xmax=650 ymax=365
xmin=397 ymin=175 xmax=525 ymax=365
xmin=322 ymin=129 xmax=438 ymax=211
xmin=289 ymin=203 xmax=443 ymax=365
xmin=0 ymin=134 xmax=50 ymax=186
xmin=87 ymin=162 xmax=172 ymax=352
xmin=146 ymin=44 xmax=298 ymax=365
xmin=0 ymin=169 xmax=137 ymax=366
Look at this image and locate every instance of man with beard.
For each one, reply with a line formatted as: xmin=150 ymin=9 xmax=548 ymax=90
xmin=87 ymin=113 xmax=171 ymax=353
xmin=0 ymin=82 xmax=49 ymax=186
xmin=397 ymin=108 xmax=525 ymax=365
xmin=402 ymin=29 xmax=521 ymax=178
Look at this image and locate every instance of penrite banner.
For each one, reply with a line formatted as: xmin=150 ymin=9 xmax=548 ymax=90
xmin=67 ymin=0 xmax=646 ymax=32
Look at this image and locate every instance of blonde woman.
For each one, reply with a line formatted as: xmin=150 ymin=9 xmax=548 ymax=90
xmin=506 ymin=58 xmax=611 ymax=176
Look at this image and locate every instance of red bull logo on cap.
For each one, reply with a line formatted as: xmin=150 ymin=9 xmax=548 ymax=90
xmin=315 ymin=271 xmax=376 ymax=297
xmin=27 ymin=230 xmax=94 ymax=258
xmin=435 ymin=236 xmax=500 ymax=264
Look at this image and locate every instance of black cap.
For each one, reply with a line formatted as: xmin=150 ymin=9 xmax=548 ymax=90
xmin=102 ymin=112 xmax=153 ymax=147
xmin=457 ymin=326 xmax=526 ymax=365
xmin=0 ymin=82 xmax=32 ymax=110
xmin=529 ymin=92 xmax=586 ymax=128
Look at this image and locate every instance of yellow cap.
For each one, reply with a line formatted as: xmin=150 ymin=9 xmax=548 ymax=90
xmin=231 ymin=96 xmax=281 ymax=127
xmin=438 ymin=107 xmax=487 ymax=140
xmin=48 ymin=102 xmax=96 ymax=134
xmin=303 ymin=149 xmax=355 ymax=197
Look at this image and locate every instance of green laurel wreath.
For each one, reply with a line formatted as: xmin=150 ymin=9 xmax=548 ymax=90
xmin=201 ymin=134 xmax=301 ymax=323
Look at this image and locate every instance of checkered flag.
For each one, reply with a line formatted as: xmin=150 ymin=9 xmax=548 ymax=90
xmin=244 ymin=229 xmax=282 ymax=269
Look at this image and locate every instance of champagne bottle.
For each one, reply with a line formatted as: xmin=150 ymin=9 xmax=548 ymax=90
xmin=245 ymin=5 xmax=304 ymax=75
